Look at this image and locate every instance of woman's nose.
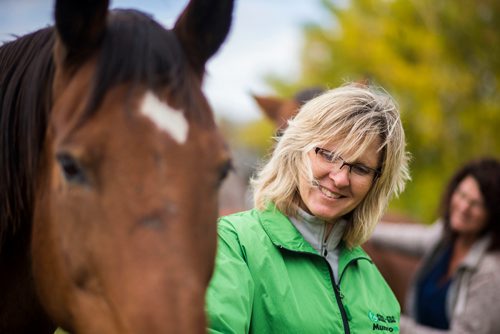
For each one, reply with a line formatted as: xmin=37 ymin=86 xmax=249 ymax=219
xmin=456 ymin=194 xmax=473 ymax=214
xmin=329 ymin=165 xmax=350 ymax=187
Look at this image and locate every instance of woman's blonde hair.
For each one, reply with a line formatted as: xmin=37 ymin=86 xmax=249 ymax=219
xmin=251 ymin=83 xmax=411 ymax=248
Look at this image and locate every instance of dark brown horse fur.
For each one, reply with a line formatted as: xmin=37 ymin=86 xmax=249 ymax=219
xmin=0 ymin=0 xmax=234 ymax=333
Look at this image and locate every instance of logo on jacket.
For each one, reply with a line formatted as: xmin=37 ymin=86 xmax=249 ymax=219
xmin=368 ymin=311 xmax=399 ymax=332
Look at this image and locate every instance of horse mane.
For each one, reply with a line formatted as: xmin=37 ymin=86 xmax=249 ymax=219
xmin=0 ymin=28 xmax=55 ymax=251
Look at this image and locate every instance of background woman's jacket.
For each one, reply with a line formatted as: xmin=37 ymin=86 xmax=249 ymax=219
xmin=371 ymin=222 xmax=500 ymax=334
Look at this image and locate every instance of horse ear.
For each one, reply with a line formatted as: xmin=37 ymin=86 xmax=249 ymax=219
xmin=252 ymin=95 xmax=286 ymax=123
xmin=173 ymin=0 xmax=234 ymax=78
xmin=54 ymin=0 xmax=109 ymax=66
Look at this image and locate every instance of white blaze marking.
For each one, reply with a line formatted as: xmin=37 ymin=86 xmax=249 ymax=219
xmin=140 ymin=91 xmax=189 ymax=144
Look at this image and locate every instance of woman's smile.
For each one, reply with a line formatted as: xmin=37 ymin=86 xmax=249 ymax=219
xmin=315 ymin=182 xmax=345 ymax=200
xmin=298 ymin=136 xmax=381 ymax=222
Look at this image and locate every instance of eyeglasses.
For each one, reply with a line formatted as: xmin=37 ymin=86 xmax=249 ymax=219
xmin=314 ymin=147 xmax=382 ymax=179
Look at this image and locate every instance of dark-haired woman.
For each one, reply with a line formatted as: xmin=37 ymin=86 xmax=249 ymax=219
xmin=371 ymin=157 xmax=500 ymax=333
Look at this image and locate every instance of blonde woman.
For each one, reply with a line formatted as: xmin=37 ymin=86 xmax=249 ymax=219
xmin=206 ymin=83 xmax=411 ymax=333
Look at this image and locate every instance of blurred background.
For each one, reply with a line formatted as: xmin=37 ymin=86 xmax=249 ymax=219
xmin=1 ymin=0 xmax=499 ymax=223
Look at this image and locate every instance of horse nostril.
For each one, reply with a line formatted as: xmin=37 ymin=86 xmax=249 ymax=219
xmin=137 ymin=215 xmax=165 ymax=231
xmin=73 ymin=267 xmax=101 ymax=295
xmin=133 ymin=205 xmax=178 ymax=234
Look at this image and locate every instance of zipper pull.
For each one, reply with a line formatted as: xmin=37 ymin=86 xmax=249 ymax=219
xmin=335 ymin=284 xmax=352 ymax=322
xmin=344 ymin=304 xmax=353 ymax=321
xmin=322 ymin=224 xmax=329 ymax=257
xmin=335 ymin=284 xmax=344 ymax=299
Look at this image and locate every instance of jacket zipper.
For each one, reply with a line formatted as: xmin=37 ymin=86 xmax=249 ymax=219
xmin=325 ymin=260 xmax=351 ymax=334
xmin=322 ymin=239 xmax=328 ymax=256
xmin=321 ymin=225 xmax=351 ymax=334
xmin=280 ymin=240 xmax=370 ymax=333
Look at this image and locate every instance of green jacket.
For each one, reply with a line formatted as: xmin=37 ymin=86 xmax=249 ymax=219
xmin=206 ymin=205 xmax=400 ymax=333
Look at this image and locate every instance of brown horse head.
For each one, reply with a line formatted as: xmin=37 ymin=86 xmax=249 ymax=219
xmin=3 ymin=0 xmax=234 ymax=333
xmin=252 ymin=86 xmax=324 ymax=134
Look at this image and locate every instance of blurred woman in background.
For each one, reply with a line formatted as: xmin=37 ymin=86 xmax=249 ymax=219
xmin=371 ymin=157 xmax=500 ymax=333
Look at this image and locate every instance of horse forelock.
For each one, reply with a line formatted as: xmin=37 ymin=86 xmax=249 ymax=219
xmin=0 ymin=28 xmax=55 ymax=251
xmin=82 ymin=9 xmax=212 ymax=128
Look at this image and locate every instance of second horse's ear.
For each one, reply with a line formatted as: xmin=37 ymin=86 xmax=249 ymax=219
xmin=173 ymin=0 xmax=234 ymax=79
xmin=252 ymin=95 xmax=286 ymax=123
xmin=54 ymin=0 xmax=109 ymax=67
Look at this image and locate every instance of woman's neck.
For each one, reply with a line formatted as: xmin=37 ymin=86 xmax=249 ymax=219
xmin=446 ymin=234 xmax=478 ymax=279
xmin=455 ymin=232 xmax=480 ymax=250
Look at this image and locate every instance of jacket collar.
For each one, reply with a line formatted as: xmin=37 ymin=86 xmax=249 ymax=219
xmin=258 ymin=203 xmax=370 ymax=267
xmin=290 ymin=207 xmax=346 ymax=256
xmin=259 ymin=203 xmax=318 ymax=254
xmin=459 ymin=234 xmax=492 ymax=270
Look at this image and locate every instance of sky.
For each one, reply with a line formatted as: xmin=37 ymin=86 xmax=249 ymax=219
xmin=0 ymin=0 xmax=329 ymax=123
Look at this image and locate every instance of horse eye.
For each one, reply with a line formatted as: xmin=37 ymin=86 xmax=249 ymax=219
xmin=217 ymin=159 xmax=233 ymax=187
xmin=56 ymin=152 xmax=88 ymax=184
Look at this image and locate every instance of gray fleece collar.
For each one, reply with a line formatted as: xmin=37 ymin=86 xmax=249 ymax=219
xmin=289 ymin=208 xmax=347 ymax=283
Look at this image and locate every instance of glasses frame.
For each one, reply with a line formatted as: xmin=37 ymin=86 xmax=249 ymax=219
xmin=314 ymin=147 xmax=382 ymax=179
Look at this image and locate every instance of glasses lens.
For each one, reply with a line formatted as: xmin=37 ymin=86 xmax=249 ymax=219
xmin=315 ymin=147 xmax=379 ymax=180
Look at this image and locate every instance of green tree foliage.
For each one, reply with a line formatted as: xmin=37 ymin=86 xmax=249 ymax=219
xmin=269 ymin=0 xmax=500 ymax=222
